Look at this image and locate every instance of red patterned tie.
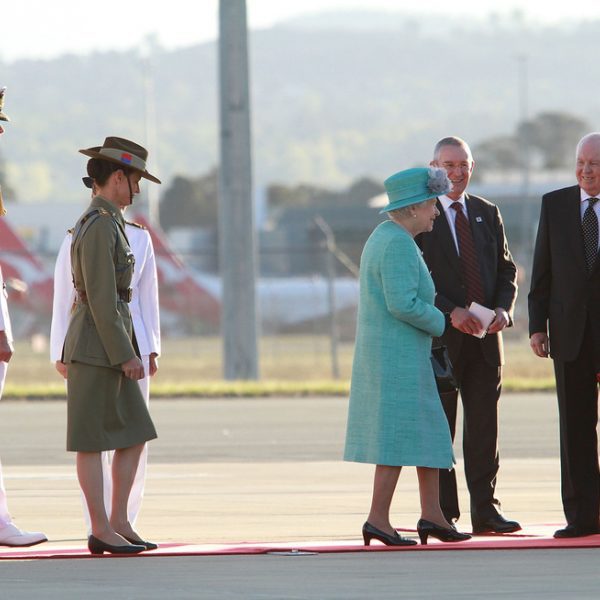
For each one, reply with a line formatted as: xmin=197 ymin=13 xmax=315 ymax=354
xmin=451 ymin=201 xmax=485 ymax=305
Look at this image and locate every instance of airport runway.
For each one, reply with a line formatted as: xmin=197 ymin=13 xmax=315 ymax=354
xmin=0 ymin=393 xmax=596 ymax=599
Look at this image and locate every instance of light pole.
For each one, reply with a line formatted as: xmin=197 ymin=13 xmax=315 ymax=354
xmin=314 ymin=215 xmax=340 ymax=379
xmin=140 ymin=35 xmax=161 ymax=228
xmin=218 ymin=0 xmax=259 ymax=380
xmin=517 ymin=54 xmax=532 ymax=262
xmin=143 ymin=54 xmax=160 ymax=228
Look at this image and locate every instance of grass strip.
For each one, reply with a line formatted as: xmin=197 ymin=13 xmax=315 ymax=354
xmin=1 ymin=377 xmax=556 ymax=400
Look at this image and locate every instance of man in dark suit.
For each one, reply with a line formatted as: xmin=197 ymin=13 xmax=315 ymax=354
xmin=529 ymin=132 xmax=600 ymax=538
xmin=417 ymin=136 xmax=519 ymax=534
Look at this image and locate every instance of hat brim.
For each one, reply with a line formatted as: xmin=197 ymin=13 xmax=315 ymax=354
xmin=79 ymin=147 xmax=161 ymax=184
xmin=379 ymin=193 xmax=439 ymax=213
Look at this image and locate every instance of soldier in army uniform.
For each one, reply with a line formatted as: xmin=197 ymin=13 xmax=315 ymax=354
xmin=51 ymin=175 xmax=160 ymax=531
xmin=0 ymin=86 xmax=48 ymax=547
xmin=63 ymin=137 xmax=160 ymax=555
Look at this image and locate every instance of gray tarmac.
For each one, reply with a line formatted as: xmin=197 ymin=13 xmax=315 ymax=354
xmin=0 ymin=392 xmax=596 ymax=599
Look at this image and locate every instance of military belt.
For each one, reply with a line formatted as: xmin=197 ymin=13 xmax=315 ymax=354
xmin=76 ymin=288 xmax=133 ymax=304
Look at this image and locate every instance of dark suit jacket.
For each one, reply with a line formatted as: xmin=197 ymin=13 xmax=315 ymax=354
xmin=528 ymin=185 xmax=600 ymax=362
xmin=416 ymin=193 xmax=517 ymax=367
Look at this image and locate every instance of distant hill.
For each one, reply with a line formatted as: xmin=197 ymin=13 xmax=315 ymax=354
xmin=1 ymin=10 xmax=599 ymax=204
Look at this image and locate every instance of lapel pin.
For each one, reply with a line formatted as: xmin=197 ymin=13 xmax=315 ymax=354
xmin=475 ymin=216 xmax=483 ymax=223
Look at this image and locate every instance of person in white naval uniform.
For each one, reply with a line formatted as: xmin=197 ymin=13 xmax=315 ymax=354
xmin=0 ymin=86 xmax=47 ymax=547
xmin=51 ymin=183 xmax=160 ymax=527
xmin=0 ymin=269 xmax=49 ymax=547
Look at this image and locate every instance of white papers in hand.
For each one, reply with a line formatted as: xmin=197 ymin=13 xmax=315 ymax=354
xmin=468 ymin=302 xmax=496 ymax=338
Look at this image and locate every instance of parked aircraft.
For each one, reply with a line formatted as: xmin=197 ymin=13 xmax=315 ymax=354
xmin=0 ymin=217 xmax=54 ymax=334
xmin=132 ymin=214 xmax=359 ymax=333
xmin=0 ymin=214 xmax=359 ymax=336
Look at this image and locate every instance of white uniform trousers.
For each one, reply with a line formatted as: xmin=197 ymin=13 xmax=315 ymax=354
xmin=0 ymin=361 xmax=12 ymax=526
xmin=81 ymin=355 xmax=150 ymax=529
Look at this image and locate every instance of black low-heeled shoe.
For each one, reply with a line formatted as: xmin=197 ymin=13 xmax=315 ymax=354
xmin=122 ymin=535 xmax=158 ymax=551
xmin=88 ymin=535 xmax=146 ymax=555
xmin=416 ymin=519 xmax=471 ymax=545
xmin=362 ymin=522 xmax=417 ymax=546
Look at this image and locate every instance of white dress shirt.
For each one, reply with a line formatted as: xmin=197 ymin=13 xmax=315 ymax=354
xmin=438 ymin=194 xmax=469 ymax=255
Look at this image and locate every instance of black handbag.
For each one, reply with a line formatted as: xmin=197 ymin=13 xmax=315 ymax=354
xmin=430 ymin=345 xmax=458 ymax=393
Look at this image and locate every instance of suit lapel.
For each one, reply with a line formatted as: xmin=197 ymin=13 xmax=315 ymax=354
xmin=464 ymin=194 xmax=491 ymax=295
xmin=434 ymin=198 xmax=462 ymax=278
xmin=465 ymin=194 xmax=487 ymax=251
xmin=563 ymin=186 xmax=588 ymax=275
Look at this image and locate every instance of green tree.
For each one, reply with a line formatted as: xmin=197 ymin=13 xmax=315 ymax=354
xmin=345 ymin=177 xmax=384 ymax=205
xmin=267 ymin=183 xmax=332 ymax=209
xmin=474 ymin=135 xmax=520 ymax=171
xmin=267 ymin=176 xmax=383 ymax=210
xmin=159 ymin=169 xmax=218 ymax=231
xmin=518 ymin=112 xmax=590 ymax=169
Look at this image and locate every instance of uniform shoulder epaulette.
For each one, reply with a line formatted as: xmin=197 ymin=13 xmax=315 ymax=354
xmin=72 ymin=207 xmax=116 ymax=244
xmin=126 ymin=220 xmax=147 ymax=230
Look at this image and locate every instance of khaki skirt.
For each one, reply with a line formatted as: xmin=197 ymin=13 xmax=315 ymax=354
xmin=67 ymin=362 xmax=157 ymax=452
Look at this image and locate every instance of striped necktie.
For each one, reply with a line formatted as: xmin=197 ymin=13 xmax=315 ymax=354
xmin=451 ymin=201 xmax=485 ymax=305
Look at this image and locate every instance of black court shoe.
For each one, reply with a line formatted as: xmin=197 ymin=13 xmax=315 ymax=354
xmin=88 ymin=535 xmax=146 ymax=555
xmin=416 ymin=519 xmax=471 ymax=545
xmin=362 ymin=522 xmax=417 ymax=546
xmin=122 ymin=535 xmax=159 ymax=551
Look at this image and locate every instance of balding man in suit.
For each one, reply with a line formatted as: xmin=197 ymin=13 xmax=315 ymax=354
xmin=417 ymin=136 xmax=519 ymax=535
xmin=529 ymin=132 xmax=600 ymax=538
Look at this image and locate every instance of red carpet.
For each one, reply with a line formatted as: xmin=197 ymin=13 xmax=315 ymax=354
xmin=1 ymin=525 xmax=599 ymax=560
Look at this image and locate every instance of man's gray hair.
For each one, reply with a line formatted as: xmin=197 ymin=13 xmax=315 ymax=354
xmin=576 ymin=132 xmax=600 ymax=157
xmin=433 ymin=136 xmax=473 ymax=161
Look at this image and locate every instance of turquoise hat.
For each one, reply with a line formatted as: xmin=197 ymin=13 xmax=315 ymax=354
xmin=380 ymin=167 xmax=452 ymax=213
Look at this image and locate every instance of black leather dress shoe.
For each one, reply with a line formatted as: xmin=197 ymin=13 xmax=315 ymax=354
xmin=553 ymin=525 xmax=599 ymax=539
xmin=472 ymin=515 xmax=522 ymax=535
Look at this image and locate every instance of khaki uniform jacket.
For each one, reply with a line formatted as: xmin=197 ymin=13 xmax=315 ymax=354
xmin=63 ymin=196 xmax=137 ymax=369
xmin=51 ymin=222 xmax=161 ymax=362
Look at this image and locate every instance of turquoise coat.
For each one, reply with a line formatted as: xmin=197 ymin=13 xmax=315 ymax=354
xmin=344 ymin=220 xmax=453 ymax=468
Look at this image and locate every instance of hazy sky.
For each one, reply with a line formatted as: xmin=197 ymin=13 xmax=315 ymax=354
xmin=1 ymin=0 xmax=597 ymax=62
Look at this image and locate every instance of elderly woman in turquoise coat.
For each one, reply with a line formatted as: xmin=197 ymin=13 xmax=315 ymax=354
xmin=344 ymin=167 xmax=471 ymax=546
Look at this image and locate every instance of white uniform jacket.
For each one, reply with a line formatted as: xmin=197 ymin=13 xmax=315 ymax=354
xmin=0 ymin=267 xmax=13 ymax=343
xmin=50 ymin=222 xmax=161 ymax=362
